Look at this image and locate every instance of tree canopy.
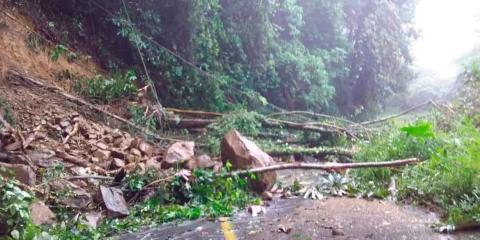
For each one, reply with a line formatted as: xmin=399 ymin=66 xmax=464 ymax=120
xmin=24 ymin=0 xmax=416 ymax=118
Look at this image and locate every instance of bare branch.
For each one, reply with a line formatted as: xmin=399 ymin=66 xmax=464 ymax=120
xmin=226 ymin=158 xmax=419 ymax=175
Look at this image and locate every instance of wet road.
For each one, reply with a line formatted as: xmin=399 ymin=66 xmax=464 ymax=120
xmin=117 ymin=198 xmax=480 ymax=240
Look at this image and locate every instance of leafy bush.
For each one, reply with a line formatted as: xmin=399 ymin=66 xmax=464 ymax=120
xmin=352 ymin=117 xmax=480 ymax=225
xmin=398 ymin=119 xmax=480 ymax=225
xmin=74 ymin=70 xmax=138 ymax=103
xmin=350 ymin=120 xmax=441 ymax=197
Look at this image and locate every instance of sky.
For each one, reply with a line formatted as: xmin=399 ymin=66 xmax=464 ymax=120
xmin=412 ymin=0 xmax=480 ymax=81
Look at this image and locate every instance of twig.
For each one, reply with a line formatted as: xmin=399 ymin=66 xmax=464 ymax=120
xmin=166 ymin=108 xmax=225 ymax=118
xmin=356 ymin=101 xmax=432 ymax=126
xmin=268 ymin=111 xmax=356 ymax=125
xmin=224 ymin=158 xmax=419 ymax=176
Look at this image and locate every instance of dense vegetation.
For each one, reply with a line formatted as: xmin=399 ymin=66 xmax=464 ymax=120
xmin=15 ymin=0 xmax=416 ymax=117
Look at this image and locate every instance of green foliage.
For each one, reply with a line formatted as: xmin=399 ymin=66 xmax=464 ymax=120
xmin=400 ymin=121 xmax=435 ymax=138
xmin=350 ymin=120 xmax=441 ymax=198
xmin=0 ymin=97 xmax=16 ymax=126
xmin=74 ymin=70 xmax=138 ymax=103
xmin=351 ymin=117 xmax=480 ymax=225
xmin=50 ymin=44 xmax=68 ymax=62
xmin=0 ymin=173 xmax=33 ymax=239
xmin=128 ymin=105 xmax=157 ymax=132
xmin=188 ymin=168 xmax=257 ymax=217
xmin=125 ymin=168 xmax=157 ymax=192
xmin=203 ymin=110 xmax=264 ymax=154
xmin=397 ymin=119 xmax=480 ymax=225
xmin=29 ymin=0 xmax=416 ymax=114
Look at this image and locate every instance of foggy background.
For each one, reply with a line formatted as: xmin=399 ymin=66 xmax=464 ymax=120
xmin=409 ymin=0 xmax=480 ymax=100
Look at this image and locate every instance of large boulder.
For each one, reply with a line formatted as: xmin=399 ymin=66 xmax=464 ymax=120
xmin=162 ymin=141 xmax=195 ymax=168
xmin=221 ymin=130 xmax=276 ymax=193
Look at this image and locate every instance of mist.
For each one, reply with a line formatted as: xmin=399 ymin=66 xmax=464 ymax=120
xmin=410 ymin=0 xmax=480 ymax=93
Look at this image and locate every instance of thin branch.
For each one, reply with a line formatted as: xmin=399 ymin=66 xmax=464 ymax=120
xmin=356 ymin=101 xmax=432 ymax=126
xmin=226 ymin=158 xmax=419 ymax=176
xmin=268 ymin=111 xmax=356 ymax=125
xmin=165 ymin=108 xmax=225 ymax=118
xmin=267 ymin=146 xmax=354 ymax=157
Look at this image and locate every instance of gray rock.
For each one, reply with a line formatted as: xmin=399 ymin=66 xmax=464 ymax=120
xmin=99 ymin=186 xmax=129 ymax=218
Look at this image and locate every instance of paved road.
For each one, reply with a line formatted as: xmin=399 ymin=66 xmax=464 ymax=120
xmin=117 ymin=198 xmax=480 ymax=240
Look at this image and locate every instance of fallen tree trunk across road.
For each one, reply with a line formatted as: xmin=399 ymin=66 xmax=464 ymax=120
xmin=226 ymin=158 xmax=419 ymax=176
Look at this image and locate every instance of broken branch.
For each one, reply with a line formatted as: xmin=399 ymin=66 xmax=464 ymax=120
xmin=268 ymin=111 xmax=356 ymax=125
xmin=226 ymin=158 xmax=419 ymax=175
xmin=267 ymin=146 xmax=354 ymax=157
xmin=356 ymin=101 xmax=432 ymax=126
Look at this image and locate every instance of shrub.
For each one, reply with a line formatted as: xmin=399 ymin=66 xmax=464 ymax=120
xmin=74 ymin=70 xmax=138 ymax=103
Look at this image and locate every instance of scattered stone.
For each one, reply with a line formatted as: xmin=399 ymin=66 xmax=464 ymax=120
xmin=93 ymin=149 xmax=111 ymax=161
xmin=111 ymin=129 xmax=123 ymax=138
xmin=278 ymin=225 xmax=293 ymax=234
xmin=85 ymin=212 xmax=103 ymax=229
xmin=163 ymin=141 xmax=195 ymax=168
xmin=146 ymin=157 xmax=162 ymax=170
xmin=96 ymin=142 xmax=109 ymax=150
xmin=30 ymin=201 xmax=55 ymax=225
xmin=52 ymin=181 xmax=93 ymax=209
xmin=138 ymin=142 xmax=154 ymax=157
xmin=111 ymin=158 xmax=125 ymax=169
xmin=130 ymin=148 xmax=142 ymax=157
xmin=60 ymin=120 xmax=71 ymax=128
xmin=88 ymin=133 xmax=98 ymax=139
xmin=121 ymin=137 xmax=134 ymax=150
xmin=0 ymin=162 xmax=36 ymax=186
xmin=220 ymin=130 xmax=276 ymax=193
xmin=332 ymin=228 xmax=345 ymax=236
xmin=99 ymin=186 xmax=129 ymax=218
xmin=249 ymin=205 xmax=266 ymax=217
xmin=66 ymin=189 xmax=92 ymax=209
xmin=186 ymin=154 xmax=215 ymax=170
xmin=111 ymin=149 xmax=126 ymax=160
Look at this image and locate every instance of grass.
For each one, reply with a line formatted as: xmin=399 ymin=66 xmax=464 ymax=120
xmin=350 ymin=116 xmax=480 ymax=226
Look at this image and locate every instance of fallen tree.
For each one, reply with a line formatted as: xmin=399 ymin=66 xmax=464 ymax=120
xmin=226 ymin=158 xmax=419 ymax=175
xmin=267 ymin=146 xmax=354 ymax=157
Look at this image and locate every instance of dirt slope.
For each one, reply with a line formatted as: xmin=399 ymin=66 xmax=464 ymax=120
xmin=0 ymin=1 xmax=100 ymax=88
